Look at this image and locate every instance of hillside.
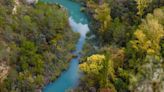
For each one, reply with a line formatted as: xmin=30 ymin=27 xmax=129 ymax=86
xmin=0 ymin=0 xmax=79 ymax=92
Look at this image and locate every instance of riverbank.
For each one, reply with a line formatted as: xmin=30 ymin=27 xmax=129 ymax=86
xmin=0 ymin=1 xmax=79 ymax=92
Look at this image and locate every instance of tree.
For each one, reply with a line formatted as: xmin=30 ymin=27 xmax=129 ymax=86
xmin=160 ymin=38 xmax=164 ymax=57
xmin=99 ymin=53 xmax=115 ymax=88
xmin=19 ymin=40 xmax=44 ymax=74
xmin=94 ymin=3 xmax=112 ymax=32
xmin=80 ymin=53 xmax=116 ymax=91
xmin=153 ymin=7 xmax=164 ymax=25
xmin=80 ymin=54 xmax=105 ymax=75
xmin=110 ymin=18 xmax=127 ymax=46
xmin=135 ymin=0 xmax=152 ymax=17
xmin=130 ymin=8 xmax=164 ymax=56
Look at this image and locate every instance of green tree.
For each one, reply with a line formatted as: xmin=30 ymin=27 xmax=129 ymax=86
xmin=19 ymin=40 xmax=44 ymax=74
xmin=110 ymin=18 xmax=127 ymax=46
xmin=99 ymin=53 xmax=115 ymax=88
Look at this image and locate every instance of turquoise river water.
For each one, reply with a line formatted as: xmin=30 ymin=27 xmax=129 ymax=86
xmin=42 ymin=0 xmax=89 ymax=92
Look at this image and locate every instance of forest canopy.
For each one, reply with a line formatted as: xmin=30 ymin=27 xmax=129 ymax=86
xmin=0 ymin=0 xmax=164 ymax=92
xmin=77 ymin=0 xmax=164 ymax=92
xmin=0 ymin=0 xmax=79 ymax=92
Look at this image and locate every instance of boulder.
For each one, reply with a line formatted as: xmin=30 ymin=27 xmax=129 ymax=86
xmin=25 ymin=0 xmax=38 ymax=4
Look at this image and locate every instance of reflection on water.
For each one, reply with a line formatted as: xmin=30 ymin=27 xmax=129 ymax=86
xmin=43 ymin=0 xmax=89 ymax=92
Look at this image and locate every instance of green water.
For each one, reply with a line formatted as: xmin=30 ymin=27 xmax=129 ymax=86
xmin=42 ymin=0 xmax=89 ymax=92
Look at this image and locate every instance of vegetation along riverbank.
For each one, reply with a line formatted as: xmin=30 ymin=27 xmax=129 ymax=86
xmin=0 ymin=0 xmax=79 ymax=92
xmin=74 ymin=0 xmax=164 ymax=92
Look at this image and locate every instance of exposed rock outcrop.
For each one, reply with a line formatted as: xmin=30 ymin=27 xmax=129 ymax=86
xmin=0 ymin=62 xmax=10 ymax=83
xmin=12 ymin=0 xmax=20 ymax=14
xmin=134 ymin=57 xmax=164 ymax=92
xmin=12 ymin=0 xmax=38 ymax=14
xmin=24 ymin=0 xmax=38 ymax=4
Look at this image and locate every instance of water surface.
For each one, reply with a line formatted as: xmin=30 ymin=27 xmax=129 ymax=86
xmin=42 ymin=0 xmax=89 ymax=92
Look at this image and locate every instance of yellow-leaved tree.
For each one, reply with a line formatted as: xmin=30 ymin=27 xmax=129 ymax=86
xmin=80 ymin=53 xmax=116 ymax=92
xmin=80 ymin=54 xmax=105 ymax=75
xmin=94 ymin=3 xmax=112 ymax=34
xmin=128 ymin=7 xmax=164 ymax=91
xmin=135 ymin=0 xmax=152 ymax=17
xmin=131 ymin=8 xmax=164 ymax=56
xmin=94 ymin=3 xmax=112 ymax=33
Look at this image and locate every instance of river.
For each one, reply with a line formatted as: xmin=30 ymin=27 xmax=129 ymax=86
xmin=42 ymin=0 xmax=89 ymax=92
